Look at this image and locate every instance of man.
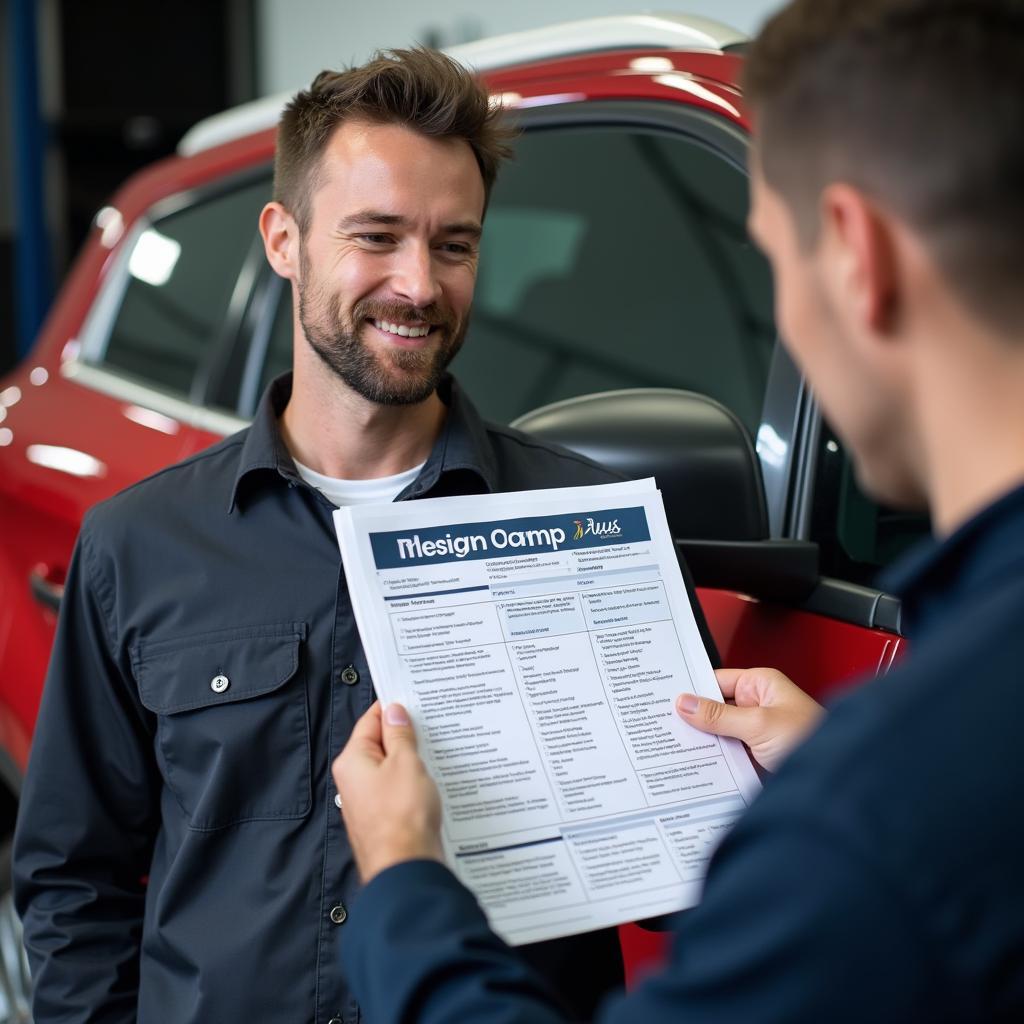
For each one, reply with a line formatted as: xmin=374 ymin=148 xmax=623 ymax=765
xmin=14 ymin=49 xmax=628 ymax=1023
xmin=333 ymin=1 xmax=1024 ymax=1020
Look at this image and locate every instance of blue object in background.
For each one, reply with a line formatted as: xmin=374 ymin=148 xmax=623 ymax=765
xmin=9 ymin=0 xmax=52 ymax=358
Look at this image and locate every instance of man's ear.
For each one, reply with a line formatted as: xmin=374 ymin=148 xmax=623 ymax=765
xmin=819 ymin=183 xmax=900 ymax=336
xmin=259 ymin=202 xmax=300 ymax=280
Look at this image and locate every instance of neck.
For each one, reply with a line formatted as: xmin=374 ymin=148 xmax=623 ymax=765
xmin=280 ymin=358 xmax=446 ymax=480
xmin=912 ymin=309 xmax=1024 ymax=537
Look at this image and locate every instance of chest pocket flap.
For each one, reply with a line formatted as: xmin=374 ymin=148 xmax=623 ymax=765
xmin=132 ymin=622 xmax=310 ymax=830
xmin=134 ymin=622 xmax=307 ymax=714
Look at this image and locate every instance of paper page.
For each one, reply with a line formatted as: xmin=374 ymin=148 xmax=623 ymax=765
xmin=334 ymin=479 xmax=761 ymax=945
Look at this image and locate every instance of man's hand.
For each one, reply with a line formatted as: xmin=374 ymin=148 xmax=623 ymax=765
xmin=676 ymin=668 xmax=825 ymax=772
xmin=332 ymin=701 xmax=444 ymax=882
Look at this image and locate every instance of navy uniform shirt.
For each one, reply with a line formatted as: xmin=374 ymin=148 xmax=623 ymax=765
xmin=343 ymin=481 xmax=1024 ymax=1023
xmin=13 ymin=374 xmax=630 ymax=1024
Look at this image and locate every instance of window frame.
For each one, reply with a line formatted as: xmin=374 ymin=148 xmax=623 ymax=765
xmin=69 ymin=165 xmax=272 ymax=433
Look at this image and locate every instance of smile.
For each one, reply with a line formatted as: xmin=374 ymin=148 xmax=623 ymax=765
xmin=371 ymin=319 xmax=433 ymax=338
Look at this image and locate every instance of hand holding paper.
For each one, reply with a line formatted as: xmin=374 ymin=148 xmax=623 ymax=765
xmin=677 ymin=668 xmax=825 ymax=773
xmin=332 ymin=701 xmax=444 ymax=882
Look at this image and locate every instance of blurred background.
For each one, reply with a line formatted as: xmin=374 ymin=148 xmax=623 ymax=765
xmin=0 ymin=0 xmax=780 ymax=376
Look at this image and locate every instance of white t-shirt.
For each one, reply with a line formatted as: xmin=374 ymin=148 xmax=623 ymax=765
xmin=292 ymin=458 xmax=425 ymax=507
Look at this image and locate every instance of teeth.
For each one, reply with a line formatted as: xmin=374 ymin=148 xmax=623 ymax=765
xmin=373 ymin=320 xmax=431 ymax=338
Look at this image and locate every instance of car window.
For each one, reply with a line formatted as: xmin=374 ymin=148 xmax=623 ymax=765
xmin=96 ymin=177 xmax=270 ymax=396
xmin=811 ymin=426 xmax=931 ymax=585
xmin=258 ymin=122 xmax=775 ymax=432
xmin=454 ymin=125 xmax=775 ymax=431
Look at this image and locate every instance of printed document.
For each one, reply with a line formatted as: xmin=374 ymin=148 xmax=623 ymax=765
xmin=334 ymin=479 xmax=761 ymax=945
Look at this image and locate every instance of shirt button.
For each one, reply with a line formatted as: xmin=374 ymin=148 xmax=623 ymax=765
xmin=340 ymin=665 xmax=359 ymax=686
xmin=329 ymin=903 xmax=348 ymax=925
xmin=210 ymin=674 xmax=230 ymax=694
xmin=328 ymin=1018 xmax=343 ymax=1024
xmin=334 ymin=793 xmax=343 ymax=810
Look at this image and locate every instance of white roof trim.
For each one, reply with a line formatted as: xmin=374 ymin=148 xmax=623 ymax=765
xmin=178 ymin=13 xmax=745 ymax=158
xmin=449 ymin=14 xmax=745 ymax=71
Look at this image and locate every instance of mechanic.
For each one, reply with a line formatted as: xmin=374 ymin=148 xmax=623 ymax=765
xmin=332 ymin=1 xmax=1024 ymax=1021
xmin=13 ymin=49 xmax=631 ymax=1023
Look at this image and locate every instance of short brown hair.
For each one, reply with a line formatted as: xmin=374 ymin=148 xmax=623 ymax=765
xmin=745 ymin=0 xmax=1024 ymax=331
xmin=274 ymin=47 xmax=516 ymax=232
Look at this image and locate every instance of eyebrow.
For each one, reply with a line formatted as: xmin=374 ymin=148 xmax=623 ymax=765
xmin=337 ymin=210 xmax=482 ymax=238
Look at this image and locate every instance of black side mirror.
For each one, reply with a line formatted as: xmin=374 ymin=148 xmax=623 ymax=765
xmin=513 ymin=388 xmax=818 ymax=602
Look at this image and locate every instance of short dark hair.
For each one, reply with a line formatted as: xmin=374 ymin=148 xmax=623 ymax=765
xmin=274 ymin=47 xmax=516 ymax=233
xmin=745 ymin=0 xmax=1024 ymax=331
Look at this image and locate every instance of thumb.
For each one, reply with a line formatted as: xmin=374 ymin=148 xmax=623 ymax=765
xmin=676 ymin=692 xmax=761 ymax=744
xmin=382 ymin=702 xmax=419 ymax=755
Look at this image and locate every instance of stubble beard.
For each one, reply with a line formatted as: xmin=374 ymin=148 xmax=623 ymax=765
xmin=297 ymin=245 xmax=467 ymax=406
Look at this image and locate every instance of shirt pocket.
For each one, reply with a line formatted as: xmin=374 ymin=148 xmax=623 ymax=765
xmin=133 ymin=621 xmax=311 ymax=831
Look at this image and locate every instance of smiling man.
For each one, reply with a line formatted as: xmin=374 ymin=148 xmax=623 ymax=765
xmin=13 ymin=50 xmax=628 ymax=1024
xmin=332 ymin=2 xmax=1024 ymax=1022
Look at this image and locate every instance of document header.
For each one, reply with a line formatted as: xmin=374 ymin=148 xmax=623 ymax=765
xmin=369 ymin=505 xmax=651 ymax=569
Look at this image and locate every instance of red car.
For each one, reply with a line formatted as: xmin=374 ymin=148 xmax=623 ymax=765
xmin=0 ymin=14 xmax=922 ymax=1015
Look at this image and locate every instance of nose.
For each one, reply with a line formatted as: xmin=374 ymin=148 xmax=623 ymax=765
xmin=392 ymin=241 xmax=441 ymax=309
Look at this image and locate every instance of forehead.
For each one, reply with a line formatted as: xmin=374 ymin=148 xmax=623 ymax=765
xmin=311 ymin=119 xmax=485 ymax=223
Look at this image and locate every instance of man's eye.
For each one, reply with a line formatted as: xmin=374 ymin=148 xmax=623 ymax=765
xmin=439 ymin=242 xmax=473 ymax=256
xmin=359 ymin=234 xmax=393 ymax=245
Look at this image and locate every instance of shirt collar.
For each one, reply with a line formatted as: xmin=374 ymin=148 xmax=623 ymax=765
xmin=879 ymin=480 xmax=1024 ymax=638
xmin=228 ymin=373 xmax=498 ymax=513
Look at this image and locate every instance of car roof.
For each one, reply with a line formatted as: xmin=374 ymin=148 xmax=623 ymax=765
xmin=178 ymin=13 xmax=746 ymax=157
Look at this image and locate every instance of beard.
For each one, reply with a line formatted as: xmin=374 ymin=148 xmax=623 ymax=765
xmin=296 ymin=247 xmax=467 ymax=406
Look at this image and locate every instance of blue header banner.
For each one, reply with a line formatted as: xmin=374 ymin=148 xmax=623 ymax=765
xmin=370 ymin=505 xmax=651 ymax=569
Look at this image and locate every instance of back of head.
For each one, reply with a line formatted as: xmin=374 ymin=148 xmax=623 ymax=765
xmin=745 ymin=0 xmax=1024 ymax=334
xmin=275 ymin=47 xmax=516 ymax=233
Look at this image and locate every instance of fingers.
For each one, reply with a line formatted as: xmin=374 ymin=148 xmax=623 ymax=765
xmin=715 ymin=667 xmax=801 ymax=708
xmin=381 ymin=702 xmax=419 ymax=756
xmin=714 ymin=668 xmax=744 ymax=700
xmin=346 ymin=701 xmax=384 ymax=758
xmin=676 ymin=692 xmax=762 ymax=745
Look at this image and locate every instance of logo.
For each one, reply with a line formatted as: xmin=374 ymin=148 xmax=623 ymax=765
xmin=571 ymin=516 xmax=622 ymax=541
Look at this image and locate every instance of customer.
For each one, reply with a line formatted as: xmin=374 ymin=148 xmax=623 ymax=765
xmin=14 ymin=48 xmax=627 ymax=1024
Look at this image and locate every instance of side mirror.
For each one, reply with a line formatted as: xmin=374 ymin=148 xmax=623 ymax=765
xmin=513 ymin=388 xmax=818 ymax=601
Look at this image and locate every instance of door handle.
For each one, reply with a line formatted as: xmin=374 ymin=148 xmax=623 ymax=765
xmin=29 ymin=566 xmax=65 ymax=612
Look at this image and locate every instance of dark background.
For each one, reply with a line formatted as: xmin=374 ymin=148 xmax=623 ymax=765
xmin=0 ymin=0 xmax=258 ymax=375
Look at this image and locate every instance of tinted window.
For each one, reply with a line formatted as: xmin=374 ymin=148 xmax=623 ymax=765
xmin=453 ymin=126 xmax=776 ymax=430
xmin=811 ymin=427 xmax=931 ymax=585
xmin=99 ymin=178 xmax=269 ymax=396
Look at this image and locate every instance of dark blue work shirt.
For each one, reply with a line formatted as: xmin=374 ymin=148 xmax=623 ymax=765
xmin=13 ymin=374 xmax=628 ymax=1024
xmin=343 ymin=481 xmax=1024 ymax=1023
